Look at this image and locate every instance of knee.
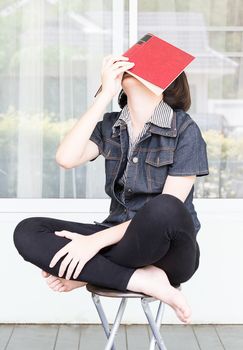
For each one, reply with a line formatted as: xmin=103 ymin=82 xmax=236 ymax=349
xmin=152 ymin=193 xmax=188 ymax=217
xmin=13 ymin=217 xmax=42 ymax=259
xmin=166 ymin=263 xmax=197 ymax=286
xmin=166 ymin=246 xmax=200 ymax=286
xmin=144 ymin=194 xmax=195 ymax=234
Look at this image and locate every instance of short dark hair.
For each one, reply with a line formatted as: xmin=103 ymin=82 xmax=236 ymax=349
xmin=118 ymin=71 xmax=191 ymax=112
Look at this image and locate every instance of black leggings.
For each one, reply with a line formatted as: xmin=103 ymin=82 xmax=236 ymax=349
xmin=13 ymin=194 xmax=200 ymax=292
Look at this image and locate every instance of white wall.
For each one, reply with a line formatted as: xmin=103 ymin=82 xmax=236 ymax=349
xmin=1 ymin=198 xmax=243 ymax=324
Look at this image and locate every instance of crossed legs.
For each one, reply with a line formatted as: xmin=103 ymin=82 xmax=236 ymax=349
xmin=13 ymin=194 xmax=199 ymax=323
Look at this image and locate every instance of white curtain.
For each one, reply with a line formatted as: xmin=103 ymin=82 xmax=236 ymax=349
xmin=17 ymin=0 xmax=44 ymax=198
xmin=0 ymin=0 xmax=127 ymax=198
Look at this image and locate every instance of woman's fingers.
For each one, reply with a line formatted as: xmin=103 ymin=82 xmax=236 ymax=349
xmin=65 ymin=258 xmax=79 ymax=280
xmin=105 ymin=62 xmax=134 ymax=80
xmin=113 ymin=63 xmax=134 ymax=77
xmin=101 ymin=61 xmax=134 ymax=78
xmin=54 ymin=230 xmax=76 ymax=240
xmin=73 ymin=260 xmax=84 ymax=279
xmin=107 ymin=55 xmax=129 ymax=67
xmin=100 ymin=54 xmax=133 ymax=97
xmin=110 ymin=60 xmax=134 ymax=71
xmin=58 ymin=253 xmax=73 ymax=277
xmin=49 ymin=244 xmax=69 ymax=268
xmin=103 ymin=55 xmax=129 ymax=68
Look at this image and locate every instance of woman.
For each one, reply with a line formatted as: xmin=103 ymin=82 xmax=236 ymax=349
xmin=13 ymin=54 xmax=209 ymax=324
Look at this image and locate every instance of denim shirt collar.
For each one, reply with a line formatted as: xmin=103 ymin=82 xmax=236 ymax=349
xmin=111 ymin=100 xmax=177 ymax=138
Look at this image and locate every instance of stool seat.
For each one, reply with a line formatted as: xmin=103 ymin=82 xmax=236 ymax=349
xmin=86 ymin=283 xmax=181 ymax=299
xmin=86 ymin=283 xmax=153 ymax=298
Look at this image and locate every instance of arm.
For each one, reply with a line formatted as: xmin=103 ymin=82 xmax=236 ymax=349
xmin=93 ymin=175 xmax=196 ymax=250
xmin=55 ymin=92 xmax=112 ymax=168
xmin=94 ymin=219 xmax=132 ymax=250
xmin=56 ymin=55 xmax=134 ymax=168
xmin=161 ymin=174 xmax=196 ymax=202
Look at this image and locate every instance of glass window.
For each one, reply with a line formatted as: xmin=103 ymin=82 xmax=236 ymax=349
xmin=0 ymin=0 xmax=127 ymax=198
xmin=1 ymin=0 xmax=242 ymax=199
xmin=138 ymin=0 xmax=243 ymax=198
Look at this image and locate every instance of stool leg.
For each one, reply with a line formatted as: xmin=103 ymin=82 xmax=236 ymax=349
xmin=91 ymin=293 xmax=128 ymax=350
xmin=141 ymin=298 xmax=167 ymax=350
xmin=91 ymin=293 xmax=116 ymax=350
xmin=149 ymin=301 xmax=165 ymax=350
xmin=104 ymin=297 xmax=127 ymax=350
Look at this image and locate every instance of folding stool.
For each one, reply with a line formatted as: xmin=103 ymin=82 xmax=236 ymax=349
xmin=86 ymin=283 xmax=180 ymax=350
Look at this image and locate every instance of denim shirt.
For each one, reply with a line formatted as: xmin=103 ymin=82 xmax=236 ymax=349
xmin=115 ymin=100 xmax=174 ymax=204
xmin=89 ymin=108 xmax=209 ymax=235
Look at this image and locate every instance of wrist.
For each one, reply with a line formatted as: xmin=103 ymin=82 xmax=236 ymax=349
xmin=96 ymin=90 xmax=113 ymax=104
xmin=91 ymin=230 xmax=107 ymax=250
xmin=92 ymin=220 xmax=132 ymax=250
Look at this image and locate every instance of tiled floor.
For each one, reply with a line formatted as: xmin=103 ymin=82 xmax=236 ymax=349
xmin=1 ymin=324 xmax=243 ymax=350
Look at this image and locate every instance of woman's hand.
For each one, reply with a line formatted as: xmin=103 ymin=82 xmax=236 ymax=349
xmin=49 ymin=230 xmax=100 ymax=280
xmin=100 ymin=54 xmax=135 ymax=98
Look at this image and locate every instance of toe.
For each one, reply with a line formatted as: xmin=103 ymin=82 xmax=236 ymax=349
xmin=42 ymin=270 xmax=50 ymax=278
xmin=49 ymin=280 xmax=62 ymax=289
xmin=53 ymin=282 xmax=63 ymax=291
xmin=174 ymin=306 xmax=191 ymax=324
xmin=47 ymin=275 xmax=58 ymax=284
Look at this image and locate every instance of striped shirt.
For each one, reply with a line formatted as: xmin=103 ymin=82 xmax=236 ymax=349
xmin=112 ymin=99 xmax=174 ymax=204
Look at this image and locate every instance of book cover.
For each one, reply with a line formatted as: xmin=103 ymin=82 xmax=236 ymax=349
xmin=94 ymin=33 xmax=195 ymax=97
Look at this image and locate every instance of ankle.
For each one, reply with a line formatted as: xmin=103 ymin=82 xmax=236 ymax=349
xmin=126 ymin=268 xmax=149 ymax=293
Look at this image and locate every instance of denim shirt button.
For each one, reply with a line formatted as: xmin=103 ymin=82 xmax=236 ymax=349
xmin=127 ymin=188 xmax=132 ymax=193
xmin=132 ymin=156 xmax=138 ymax=163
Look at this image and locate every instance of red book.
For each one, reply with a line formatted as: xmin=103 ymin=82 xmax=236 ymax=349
xmin=94 ymin=33 xmax=195 ymax=97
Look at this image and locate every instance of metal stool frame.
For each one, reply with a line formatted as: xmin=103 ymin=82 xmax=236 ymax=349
xmin=86 ymin=283 xmax=178 ymax=350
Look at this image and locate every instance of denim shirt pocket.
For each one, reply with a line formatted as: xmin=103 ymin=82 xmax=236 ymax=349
xmin=145 ymin=148 xmax=174 ymax=189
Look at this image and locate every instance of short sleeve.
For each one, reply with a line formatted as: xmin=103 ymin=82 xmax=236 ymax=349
xmin=89 ymin=120 xmax=103 ymax=162
xmin=168 ymin=121 xmax=209 ymax=177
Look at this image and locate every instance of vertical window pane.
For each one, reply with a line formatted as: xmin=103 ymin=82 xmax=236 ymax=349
xmin=0 ymin=0 xmax=128 ymax=198
xmin=138 ymin=0 xmax=243 ymax=198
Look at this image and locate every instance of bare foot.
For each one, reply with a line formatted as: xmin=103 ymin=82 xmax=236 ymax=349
xmin=126 ymin=265 xmax=191 ymax=324
xmin=41 ymin=270 xmax=87 ymax=292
